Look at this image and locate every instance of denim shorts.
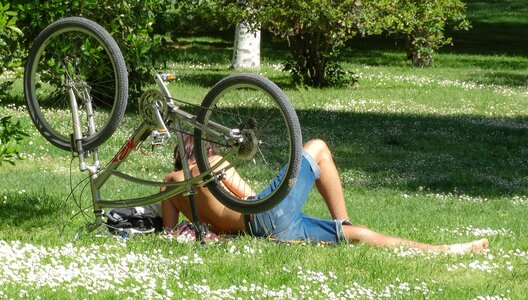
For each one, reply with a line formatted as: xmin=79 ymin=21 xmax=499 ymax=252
xmin=250 ymin=152 xmax=346 ymax=243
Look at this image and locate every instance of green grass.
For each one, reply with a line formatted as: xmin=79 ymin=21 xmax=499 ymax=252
xmin=1 ymin=1 xmax=528 ymax=298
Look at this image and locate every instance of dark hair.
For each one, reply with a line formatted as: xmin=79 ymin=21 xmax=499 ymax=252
xmin=173 ymin=133 xmax=217 ymax=171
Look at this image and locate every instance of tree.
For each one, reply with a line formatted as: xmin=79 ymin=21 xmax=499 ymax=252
xmin=166 ymin=2 xmax=261 ymax=69
xmin=224 ymin=0 xmax=382 ymax=87
xmin=212 ymin=0 xmax=469 ymax=86
xmin=231 ymin=22 xmax=261 ymax=70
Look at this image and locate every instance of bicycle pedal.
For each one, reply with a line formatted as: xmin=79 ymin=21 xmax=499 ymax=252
xmin=151 ymin=138 xmax=166 ymax=146
xmin=150 ymin=129 xmax=170 ymax=146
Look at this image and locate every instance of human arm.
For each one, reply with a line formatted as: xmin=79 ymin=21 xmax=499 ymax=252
xmin=210 ymin=155 xmax=256 ymax=198
xmin=161 ymin=172 xmax=182 ymax=230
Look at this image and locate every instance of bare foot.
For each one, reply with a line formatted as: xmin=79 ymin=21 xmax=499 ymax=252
xmin=448 ymin=238 xmax=489 ymax=254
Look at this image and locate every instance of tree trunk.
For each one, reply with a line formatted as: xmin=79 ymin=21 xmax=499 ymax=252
xmin=231 ymin=22 xmax=261 ymax=70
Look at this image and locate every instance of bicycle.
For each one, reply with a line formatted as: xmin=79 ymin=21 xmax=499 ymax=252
xmin=23 ymin=17 xmax=302 ymax=238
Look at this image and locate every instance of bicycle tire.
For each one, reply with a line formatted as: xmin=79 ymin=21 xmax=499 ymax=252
xmin=24 ymin=17 xmax=128 ymax=151
xmin=194 ymin=74 xmax=302 ymax=214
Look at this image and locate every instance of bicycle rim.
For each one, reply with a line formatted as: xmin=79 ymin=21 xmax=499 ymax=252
xmin=24 ymin=18 xmax=127 ymax=151
xmin=195 ymin=74 xmax=302 ymax=214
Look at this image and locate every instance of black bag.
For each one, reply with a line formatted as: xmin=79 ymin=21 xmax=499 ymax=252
xmin=105 ymin=207 xmax=163 ymax=235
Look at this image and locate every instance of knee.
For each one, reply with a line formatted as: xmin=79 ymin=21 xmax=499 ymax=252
xmin=304 ymin=139 xmax=332 ymax=163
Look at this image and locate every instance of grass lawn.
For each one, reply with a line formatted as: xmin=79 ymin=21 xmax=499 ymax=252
xmin=1 ymin=1 xmax=527 ymax=299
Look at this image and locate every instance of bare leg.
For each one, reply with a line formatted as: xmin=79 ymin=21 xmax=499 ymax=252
xmin=161 ymin=198 xmax=180 ymax=229
xmin=303 ymin=139 xmax=349 ymax=220
xmin=343 ymin=224 xmax=489 ymax=254
xmin=303 ymin=139 xmax=489 ymax=254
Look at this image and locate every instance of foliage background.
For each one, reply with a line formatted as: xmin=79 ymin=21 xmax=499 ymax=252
xmin=189 ymin=0 xmax=469 ymax=86
xmin=1 ymin=0 xmax=471 ymax=93
xmin=0 ymin=3 xmax=25 ymax=165
xmin=14 ymin=0 xmax=171 ymax=97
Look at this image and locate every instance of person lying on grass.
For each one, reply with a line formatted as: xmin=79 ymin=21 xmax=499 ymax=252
xmin=161 ymin=134 xmax=488 ymax=254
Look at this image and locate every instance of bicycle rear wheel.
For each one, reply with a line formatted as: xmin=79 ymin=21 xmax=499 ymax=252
xmin=24 ymin=17 xmax=128 ymax=151
xmin=194 ymin=74 xmax=302 ymax=214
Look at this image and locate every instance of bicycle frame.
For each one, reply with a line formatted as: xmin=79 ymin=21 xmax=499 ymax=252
xmin=70 ymin=74 xmax=242 ymax=230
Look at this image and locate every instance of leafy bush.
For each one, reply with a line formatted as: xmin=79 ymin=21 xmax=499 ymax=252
xmin=374 ymin=0 xmax=470 ymax=67
xmin=0 ymin=116 xmax=27 ymax=166
xmin=0 ymin=3 xmax=26 ymax=166
xmin=156 ymin=2 xmax=231 ymax=37
xmin=0 ymin=3 xmax=23 ymax=97
xmin=188 ymin=0 xmax=469 ymax=85
xmin=15 ymin=0 xmax=171 ymax=98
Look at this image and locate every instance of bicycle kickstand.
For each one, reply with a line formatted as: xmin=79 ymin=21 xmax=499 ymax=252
xmin=185 ymin=190 xmax=206 ymax=245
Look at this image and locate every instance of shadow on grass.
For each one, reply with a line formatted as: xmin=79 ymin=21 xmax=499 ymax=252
xmin=298 ymin=109 xmax=528 ymax=198
xmin=468 ymin=71 xmax=528 ymax=88
xmin=174 ymin=71 xmax=234 ymax=88
xmin=160 ymin=44 xmax=232 ymax=67
xmin=446 ymin=23 xmax=528 ymax=57
xmin=154 ymin=64 xmax=299 ymax=91
xmin=0 ymin=192 xmax=65 ymax=229
xmin=2 ymin=106 xmax=526 ymax=230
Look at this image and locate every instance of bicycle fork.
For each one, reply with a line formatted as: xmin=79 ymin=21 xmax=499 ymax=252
xmin=66 ymin=81 xmax=100 ymax=174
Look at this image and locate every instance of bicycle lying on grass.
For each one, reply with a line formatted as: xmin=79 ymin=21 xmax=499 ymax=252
xmin=23 ymin=17 xmax=302 ymax=239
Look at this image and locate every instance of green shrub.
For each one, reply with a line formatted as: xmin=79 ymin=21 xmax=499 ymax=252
xmin=0 ymin=3 xmax=23 ymax=97
xmin=375 ymin=0 xmax=470 ymax=67
xmin=0 ymin=3 xmax=27 ymax=166
xmin=156 ymin=2 xmax=231 ymax=37
xmin=0 ymin=116 xmax=27 ymax=166
xmin=15 ymin=0 xmax=171 ymax=98
xmin=189 ymin=0 xmax=469 ymax=85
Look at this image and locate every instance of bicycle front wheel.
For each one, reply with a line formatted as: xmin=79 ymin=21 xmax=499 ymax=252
xmin=195 ymin=74 xmax=302 ymax=214
xmin=24 ymin=17 xmax=128 ymax=151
